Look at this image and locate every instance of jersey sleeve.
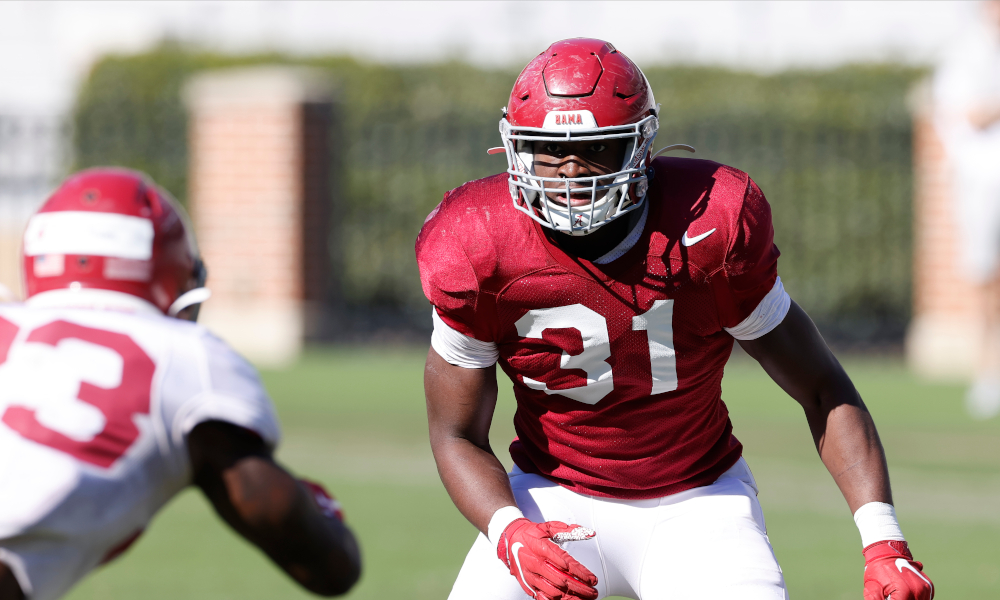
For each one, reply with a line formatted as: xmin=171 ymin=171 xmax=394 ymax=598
xmin=415 ymin=196 xmax=496 ymax=342
xmin=430 ymin=308 xmax=499 ymax=368
xmin=714 ymin=177 xmax=783 ymax=330
xmin=166 ymin=328 xmax=281 ymax=449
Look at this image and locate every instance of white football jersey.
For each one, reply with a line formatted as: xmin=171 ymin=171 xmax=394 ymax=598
xmin=0 ymin=298 xmax=280 ymax=600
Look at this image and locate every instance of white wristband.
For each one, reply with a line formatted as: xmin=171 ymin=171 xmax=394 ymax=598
xmin=487 ymin=505 xmax=525 ymax=552
xmin=853 ymin=501 xmax=905 ymax=548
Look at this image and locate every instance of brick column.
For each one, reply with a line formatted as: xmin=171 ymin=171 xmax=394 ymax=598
xmin=906 ymin=81 xmax=982 ymax=378
xmin=184 ymin=67 xmax=334 ymax=366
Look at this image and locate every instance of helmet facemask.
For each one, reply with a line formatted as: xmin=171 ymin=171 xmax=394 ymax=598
xmin=501 ymin=113 xmax=658 ymax=236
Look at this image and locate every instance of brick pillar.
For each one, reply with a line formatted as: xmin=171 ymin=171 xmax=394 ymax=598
xmin=184 ymin=67 xmax=334 ymax=366
xmin=906 ymin=81 xmax=982 ymax=378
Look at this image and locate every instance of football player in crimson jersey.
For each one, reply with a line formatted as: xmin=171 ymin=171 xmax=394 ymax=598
xmin=417 ymin=39 xmax=933 ymax=600
xmin=0 ymin=168 xmax=360 ymax=600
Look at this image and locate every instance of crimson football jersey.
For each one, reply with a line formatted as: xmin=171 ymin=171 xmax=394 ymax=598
xmin=416 ymin=157 xmax=780 ymax=499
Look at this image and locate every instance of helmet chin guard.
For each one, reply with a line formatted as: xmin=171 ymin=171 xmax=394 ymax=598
xmin=500 ymin=38 xmax=659 ymax=236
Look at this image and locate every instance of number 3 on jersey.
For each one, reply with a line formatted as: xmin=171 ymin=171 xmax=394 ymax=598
xmin=0 ymin=316 xmax=155 ymax=468
xmin=515 ymin=301 xmax=676 ymax=404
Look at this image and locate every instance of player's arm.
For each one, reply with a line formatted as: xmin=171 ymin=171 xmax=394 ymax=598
xmin=425 ymin=347 xmax=598 ymax=600
xmin=425 ymin=346 xmax=510 ymax=532
xmin=0 ymin=563 xmax=23 ymax=600
xmin=187 ymin=420 xmax=361 ymax=597
xmin=738 ymin=300 xmax=889 ymax=510
xmin=738 ymin=301 xmax=933 ymax=599
xmin=726 ymin=179 xmax=891 ymax=510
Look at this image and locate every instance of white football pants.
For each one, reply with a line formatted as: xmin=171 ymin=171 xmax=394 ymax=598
xmin=448 ymin=458 xmax=789 ymax=600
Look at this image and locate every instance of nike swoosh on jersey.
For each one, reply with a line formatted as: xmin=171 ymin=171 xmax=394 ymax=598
xmin=895 ymin=558 xmax=933 ymax=588
xmin=681 ymin=228 xmax=716 ymax=247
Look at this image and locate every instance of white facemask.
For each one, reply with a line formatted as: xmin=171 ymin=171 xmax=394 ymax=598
xmin=500 ymin=113 xmax=658 ymax=236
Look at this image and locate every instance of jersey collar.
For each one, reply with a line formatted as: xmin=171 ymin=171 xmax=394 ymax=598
xmin=593 ymin=202 xmax=649 ymax=265
xmin=26 ymin=289 xmax=164 ymax=317
xmin=532 ymin=183 xmax=661 ymax=283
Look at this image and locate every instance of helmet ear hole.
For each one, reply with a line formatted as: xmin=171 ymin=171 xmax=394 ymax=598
xmin=193 ymin=259 xmax=208 ymax=289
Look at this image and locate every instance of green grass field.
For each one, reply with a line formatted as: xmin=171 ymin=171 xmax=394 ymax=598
xmin=64 ymin=347 xmax=1000 ymax=599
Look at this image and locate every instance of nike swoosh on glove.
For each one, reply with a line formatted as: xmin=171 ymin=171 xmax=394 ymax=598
xmin=496 ymin=518 xmax=598 ymax=600
xmin=300 ymin=479 xmax=345 ymax=522
xmin=863 ymin=540 xmax=934 ymax=600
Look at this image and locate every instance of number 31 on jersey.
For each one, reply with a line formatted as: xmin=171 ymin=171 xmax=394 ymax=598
xmin=515 ymin=301 xmax=676 ymax=404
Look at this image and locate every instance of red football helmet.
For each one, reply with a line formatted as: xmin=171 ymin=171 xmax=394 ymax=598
xmin=500 ymin=38 xmax=659 ymax=235
xmin=22 ymin=167 xmax=208 ymax=319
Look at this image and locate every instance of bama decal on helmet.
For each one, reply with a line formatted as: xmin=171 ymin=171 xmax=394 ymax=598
xmin=542 ymin=111 xmax=598 ymax=129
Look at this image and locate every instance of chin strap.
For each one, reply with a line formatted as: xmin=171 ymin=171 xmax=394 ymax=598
xmin=650 ymin=144 xmax=696 ymax=160
xmin=168 ymin=287 xmax=212 ymax=317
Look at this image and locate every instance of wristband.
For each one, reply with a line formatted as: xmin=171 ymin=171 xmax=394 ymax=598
xmin=487 ymin=505 xmax=525 ymax=551
xmin=853 ymin=501 xmax=905 ymax=547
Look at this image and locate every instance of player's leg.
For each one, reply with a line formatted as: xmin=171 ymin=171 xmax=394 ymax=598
xmin=448 ymin=468 xmax=609 ymax=600
xmin=968 ymin=182 xmax=1000 ymax=418
xmin=968 ymin=275 xmax=1000 ymax=418
xmin=636 ymin=459 xmax=788 ymax=600
xmin=954 ymin=163 xmax=1000 ymax=417
xmin=448 ymin=532 xmax=529 ymax=600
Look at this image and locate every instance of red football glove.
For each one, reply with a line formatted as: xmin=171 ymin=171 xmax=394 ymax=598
xmin=300 ymin=479 xmax=344 ymax=522
xmin=496 ymin=518 xmax=598 ymax=600
xmin=863 ymin=540 xmax=934 ymax=600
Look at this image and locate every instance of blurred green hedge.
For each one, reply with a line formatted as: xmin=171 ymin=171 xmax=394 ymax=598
xmin=74 ymin=46 xmax=923 ymax=340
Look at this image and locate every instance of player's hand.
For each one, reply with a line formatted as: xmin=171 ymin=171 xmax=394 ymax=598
xmin=863 ymin=540 xmax=934 ymax=600
xmin=496 ymin=518 xmax=598 ymax=600
xmin=300 ymin=479 xmax=345 ymax=522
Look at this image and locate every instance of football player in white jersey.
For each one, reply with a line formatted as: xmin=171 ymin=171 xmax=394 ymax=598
xmin=0 ymin=168 xmax=361 ymax=600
